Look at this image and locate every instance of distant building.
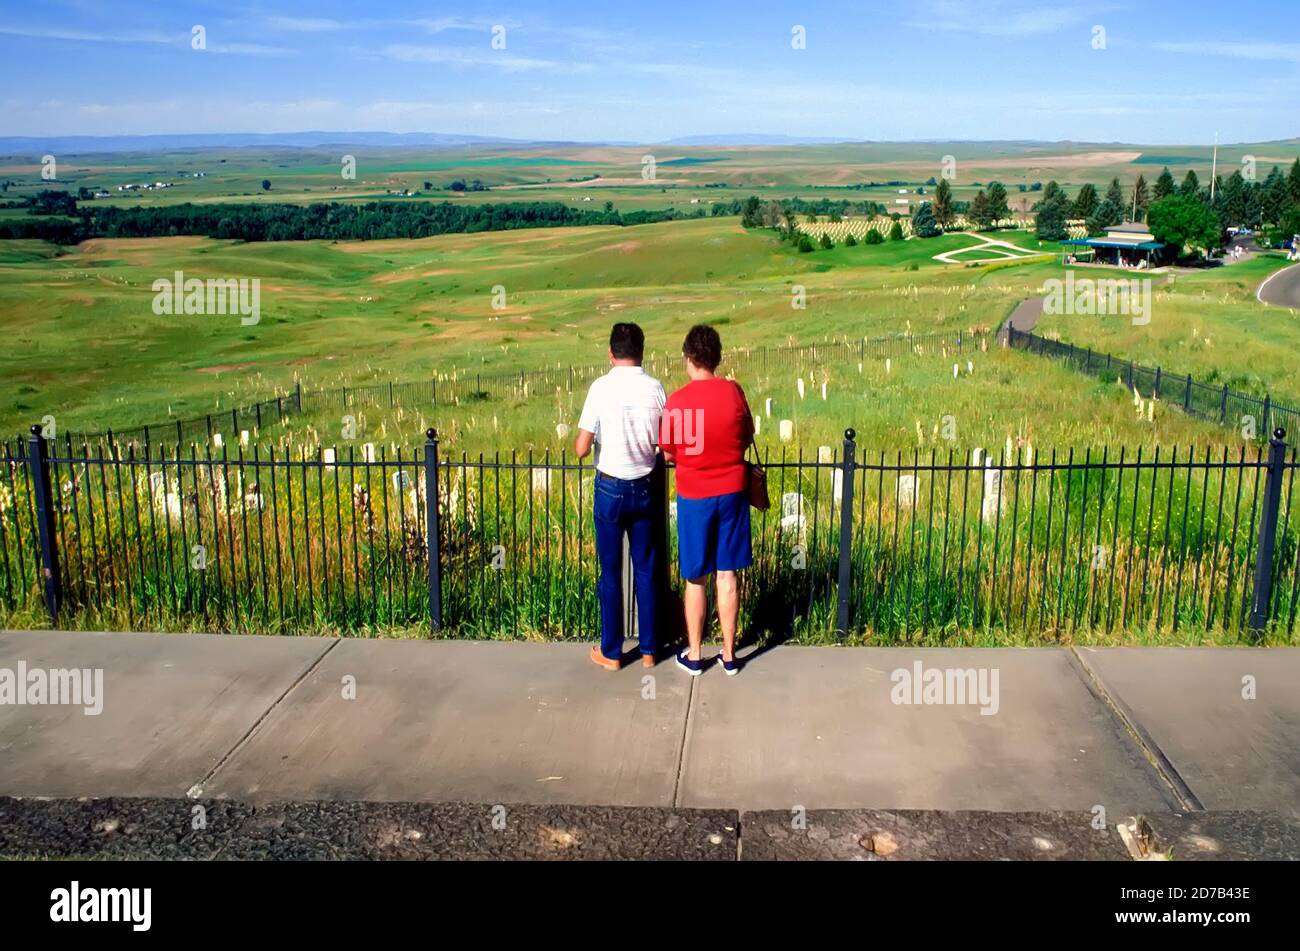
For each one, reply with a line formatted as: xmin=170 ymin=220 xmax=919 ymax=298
xmin=1060 ymin=222 xmax=1165 ymax=267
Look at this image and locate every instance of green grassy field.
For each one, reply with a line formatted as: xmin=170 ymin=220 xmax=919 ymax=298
xmin=0 ymin=218 xmax=1269 ymax=459
xmin=4 ymin=155 xmax=1298 ymax=645
xmin=1033 ymin=254 xmax=1300 ymax=406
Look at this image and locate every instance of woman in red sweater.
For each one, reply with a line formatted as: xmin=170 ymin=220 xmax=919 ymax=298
xmin=659 ymin=325 xmax=753 ymax=677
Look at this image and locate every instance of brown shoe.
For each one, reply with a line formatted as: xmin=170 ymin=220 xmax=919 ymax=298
xmin=642 ymin=652 xmax=656 ymax=668
xmin=590 ymin=646 xmax=620 ymax=671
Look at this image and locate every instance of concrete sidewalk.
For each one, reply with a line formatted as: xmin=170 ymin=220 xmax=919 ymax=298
xmin=1 ymin=631 xmax=1296 ymax=819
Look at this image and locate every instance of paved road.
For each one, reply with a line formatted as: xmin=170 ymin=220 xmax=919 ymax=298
xmin=1257 ymin=261 xmax=1300 ymax=308
xmin=2 ymin=630 xmax=1297 ymax=818
xmin=997 ymin=297 xmax=1043 ymax=343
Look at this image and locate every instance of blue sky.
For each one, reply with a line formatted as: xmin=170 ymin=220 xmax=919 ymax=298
xmin=1 ymin=0 xmax=1297 ymax=143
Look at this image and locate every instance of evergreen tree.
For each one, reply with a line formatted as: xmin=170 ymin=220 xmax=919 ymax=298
xmin=932 ymin=178 xmax=955 ymax=229
xmin=1221 ymin=170 xmax=1249 ymax=228
xmin=1260 ymin=166 xmax=1289 ymax=226
xmin=1087 ymin=198 xmax=1123 ymax=235
xmin=1132 ymin=174 xmax=1149 ymax=220
xmin=864 ymin=228 xmax=884 ymax=245
xmin=986 ymin=182 xmax=1010 ymax=226
xmin=1153 ymin=167 xmax=1176 ymax=201
xmin=888 ymin=220 xmax=905 ymax=241
xmin=1034 ymin=190 xmax=1070 ymax=240
xmin=1288 ymin=158 xmax=1300 ymax=207
xmin=968 ymin=190 xmax=994 ymax=231
xmin=912 ymin=201 xmax=940 ymax=237
xmin=1179 ymin=169 xmax=1200 ymax=199
xmin=1104 ymin=177 xmax=1124 ymax=207
xmin=740 ymin=195 xmax=763 ymax=228
xmin=1072 ymin=183 xmax=1098 ymax=220
xmin=819 ymin=232 xmax=833 ymax=249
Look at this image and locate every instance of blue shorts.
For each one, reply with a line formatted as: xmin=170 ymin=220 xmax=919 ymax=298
xmin=676 ymin=491 xmax=753 ymax=581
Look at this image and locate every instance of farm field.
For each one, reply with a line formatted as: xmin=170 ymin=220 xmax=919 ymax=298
xmin=5 ymin=140 xmax=1299 ymax=214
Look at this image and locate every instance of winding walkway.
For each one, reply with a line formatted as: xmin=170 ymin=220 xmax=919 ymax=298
xmin=932 ymin=233 xmax=1045 ymax=265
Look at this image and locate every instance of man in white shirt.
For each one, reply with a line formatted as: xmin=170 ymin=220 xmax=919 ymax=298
xmin=574 ymin=323 xmax=666 ymax=671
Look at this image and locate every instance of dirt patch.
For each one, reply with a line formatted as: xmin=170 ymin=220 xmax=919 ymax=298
xmin=196 ymin=362 xmax=256 ymax=375
xmin=497 ymin=176 xmax=687 ymax=189
xmin=372 ymin=268 xmax=458 ymax=286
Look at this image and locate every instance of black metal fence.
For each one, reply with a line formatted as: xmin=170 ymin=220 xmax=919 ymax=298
xmin=4 ymin=426 xmax=1298 ymax=642
xmin=1008 ymin=327 xmax=1300 ymax=439
xmin=43 ymin=329 xmax=995 ymax=448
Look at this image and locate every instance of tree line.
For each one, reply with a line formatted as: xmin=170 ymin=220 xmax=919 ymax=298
xmin=1020 ymin=161 xmax=1300 ymax=255
xmin=896 ymin=160 xmax=1300 ymax=258
xmin=0 ymin=196 xmax=703 ymax=244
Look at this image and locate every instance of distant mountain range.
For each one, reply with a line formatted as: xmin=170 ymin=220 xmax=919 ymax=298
xmin=1 ymin=131 xmax=1293 ymax=155
xmin=0 ymin=131 xmax=550 ymax=154
xmin=0 ymin=130 xmax=869 ymax=153
xmin=658 ymin=134 xmax=863 ymax=145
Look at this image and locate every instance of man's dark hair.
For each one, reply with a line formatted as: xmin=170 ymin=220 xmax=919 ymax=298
xmin=609 ymin=322 xmax=645 ymax=362
xmin=682 ymin=324 xmax=722 ymax=372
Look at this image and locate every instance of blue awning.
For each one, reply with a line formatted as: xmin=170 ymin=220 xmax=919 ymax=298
xmin=1061 ymin=238 xmax=1164 ymax=250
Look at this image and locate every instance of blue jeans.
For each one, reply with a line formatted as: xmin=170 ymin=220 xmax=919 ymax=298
xmin=594 ymin=472 xmax=660 ymax=660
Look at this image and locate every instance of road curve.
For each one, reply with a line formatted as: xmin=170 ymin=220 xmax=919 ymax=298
xmin=1257 ymin=262 xmax=1300 ymax=308
xmin=997 ymin=297 xmax=1044 ymax=343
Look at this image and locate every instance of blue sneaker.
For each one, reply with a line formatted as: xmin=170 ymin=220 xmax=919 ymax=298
xmin=717 ymin=653 xmax=740 ymax=677
xmin=675 ymin=650 xmax=703 ymax=676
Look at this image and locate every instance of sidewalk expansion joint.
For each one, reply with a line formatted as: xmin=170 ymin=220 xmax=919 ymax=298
xmin=185 ymin=638 xmax=341 ymax=800
xmin=1066 ymin=646 xmax=1204 ymax=813
xmin=671 ymin=673 xmax=696 ymax=809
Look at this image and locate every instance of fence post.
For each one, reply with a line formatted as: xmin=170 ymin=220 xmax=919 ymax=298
xmin=1248 ymin=427 xmax=1287 ymax=637
xmin=835 ymin=428 xmax=857 ymax=636
xmin=1184 ymin=374 xmax=1192 ymax=411
xmin=295 ymin=382 xmax=302 ymax=413
xmin=1261 ymin=394 xmax=1271 ymax=438
xmin=1154 ymin=366 xmax=1162 ymax=399
xmin=424 ymin=428 xmax=443 ymax=633
xmin=1220 ymin=385 xmax=1229 ymax=424
xmin=26 ymin=425 xmax=62 ymax=625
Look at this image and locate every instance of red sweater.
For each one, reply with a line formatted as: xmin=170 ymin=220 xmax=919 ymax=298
xmin=660 ymin=378 xmax=753 ymax=499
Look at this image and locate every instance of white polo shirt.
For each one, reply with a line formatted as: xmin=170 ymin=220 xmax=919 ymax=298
xmin=578 ymin=365 xmax=666 ymax=480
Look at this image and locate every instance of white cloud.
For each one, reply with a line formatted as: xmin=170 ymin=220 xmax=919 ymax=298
xmin=914 ymin=1 xmax=1095 ymax=36
xmin=263 ymin=16 xmax=344 ymax=33
xmin=1154 ymin=40 xmax=1300 ymax=63
xmin=0 ymin=23 xmax=290 ymax=54
xmin=0 ymin=25 xmax=175 ymax=45
xmin=382 ymin=44 xmax=577 ymax=72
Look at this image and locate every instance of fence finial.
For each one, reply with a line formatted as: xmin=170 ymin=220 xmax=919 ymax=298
xmin=843 ymin=427 xmax=856 ymax=441
xmin=1274 ymin=427 xmax=1286 ymax=442
xmin=426 ymin=428 xmax=437 ymax=441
